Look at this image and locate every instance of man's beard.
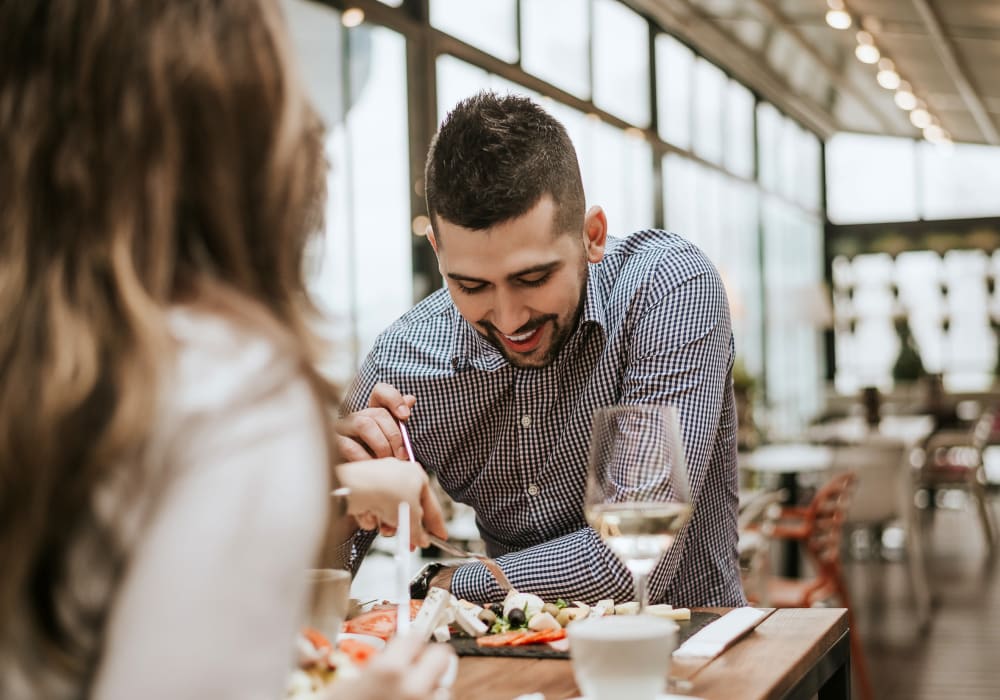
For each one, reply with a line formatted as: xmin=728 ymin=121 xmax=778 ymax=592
xmin=478 ymin=280 xmax=588 ymax=370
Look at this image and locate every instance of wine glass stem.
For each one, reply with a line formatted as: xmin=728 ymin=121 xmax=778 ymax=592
xmin=634 ymin=570 xmax=650 ymax=614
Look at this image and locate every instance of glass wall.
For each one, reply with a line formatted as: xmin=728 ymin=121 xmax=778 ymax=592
xmin=284 ymin=0 xmax=828 ymax=432
xmin=284 ymin=0 xmax=413 ymax=384
xmin=827 ymin=134 xmax=1000 ymax=393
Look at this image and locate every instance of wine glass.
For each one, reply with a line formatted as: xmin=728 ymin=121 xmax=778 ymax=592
xmin=584 ymin=404 xmax=692 ymax=613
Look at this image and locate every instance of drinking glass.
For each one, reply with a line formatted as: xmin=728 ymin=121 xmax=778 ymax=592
xmin=584 ymin=404 xmax=691 ymax=613
xmin=306 ymin=568 xmax=351 ymax=642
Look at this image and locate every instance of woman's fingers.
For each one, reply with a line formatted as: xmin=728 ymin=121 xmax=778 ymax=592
xmin=335 ymin=434 xmax=375 ymax=462
xmin=355 ymin=512 xmax=379 ymax=531
xmin=404 ymin=643 xmax=456 ymax=698
xmin=419 ymin=484 xmax=449 ymax=540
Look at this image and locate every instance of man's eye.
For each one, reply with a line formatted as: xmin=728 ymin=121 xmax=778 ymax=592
xmin=456 ymin=282 xmax=486 ymax=294
xmin=518 ymin=274 xmax=550 ymax=288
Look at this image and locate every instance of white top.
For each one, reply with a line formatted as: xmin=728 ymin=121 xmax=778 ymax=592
xmin=3 ymin=309 xmax=330 ymax=700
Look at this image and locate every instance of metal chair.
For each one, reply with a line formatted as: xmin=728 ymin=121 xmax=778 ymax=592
xmin=915 ymin=408 xmax=998 ymax=554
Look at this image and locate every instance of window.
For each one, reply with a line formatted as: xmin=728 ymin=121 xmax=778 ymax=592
xmin=592 ymin=0 xmax=650 ymax=127
xmin=826 ymin=133 xmax=919 ymax=224
xmin=921 ymin=141 xmax=1000 ymax=220
xmin=692 ymin=58 xmax=725 ymax=165
xmin=430 ymin=0 xmax=518 ymax=63
xmin=521 ymin=0 xmax=590 ymax=99
xmin=655 ymin=34 xmax=693 ymax=150
xmin=582 ymin=120 xmax=654 ymax=236
xmin=724 ymin=79 xmax=755 ymax=179
xmin=756 ymin=102 xmax=781 ymax=193
xmin=284 ymin=1 xmax=412 ymax=380
xmin=663 ymin=154 xmax=697 ymax=239
xmin=763 ymin=197 xmax=825 ymax=434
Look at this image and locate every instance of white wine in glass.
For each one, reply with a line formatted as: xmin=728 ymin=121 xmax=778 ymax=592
xmin=584 ymin=405 xmax=691 ymax=613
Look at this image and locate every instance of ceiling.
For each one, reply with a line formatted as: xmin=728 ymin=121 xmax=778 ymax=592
xmin=627 ymin=0 xmax=1000 ymax=145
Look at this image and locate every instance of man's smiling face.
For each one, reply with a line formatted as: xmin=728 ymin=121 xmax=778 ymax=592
xmin=429 ymin=195 xmax=606 ymax=369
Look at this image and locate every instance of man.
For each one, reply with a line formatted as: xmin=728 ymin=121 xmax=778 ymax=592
xmin=337 ymin=91 xmax=745 ymax=607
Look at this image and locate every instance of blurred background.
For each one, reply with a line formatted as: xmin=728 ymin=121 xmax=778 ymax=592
xmin=281 ymin=1 xmax=1000 ymax=697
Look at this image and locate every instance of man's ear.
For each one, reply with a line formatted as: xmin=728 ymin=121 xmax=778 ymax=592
xmin=582 ymin=206 xmax=607 ymax=263
xmin=427 ymin=225 xmax=439 ymax=255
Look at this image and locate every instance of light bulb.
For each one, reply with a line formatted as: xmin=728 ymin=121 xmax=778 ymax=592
xmin=923 ymin=124 xmax=948 ymax=144
xmin=854 ymin=36 xmax=880 ymax=64
xmin=910 ymin=109 xmax=932 ymax=129
xmin=877 ymin=69 xmax=901 ymax=90
xmin=341 ymin=7 xmax=364 ymax=27
xmin=826 ymin=10 xmax=852 ymax=29
xmin=894 ymin=89 xmax=917 ymax=111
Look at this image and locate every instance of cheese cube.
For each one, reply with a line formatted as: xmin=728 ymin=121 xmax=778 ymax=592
xmin=412 ymin=587 xmax=452 ymax=640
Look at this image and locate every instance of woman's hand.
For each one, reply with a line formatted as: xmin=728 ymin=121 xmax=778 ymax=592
xmin=323 ymin=634 xmax=455 ymax=700
xmin=335 ymin=458 xmax=448 ymax=548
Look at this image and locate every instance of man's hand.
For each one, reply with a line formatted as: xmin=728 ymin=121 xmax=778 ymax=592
xmin=335 ymin=458 xmax=448 ymax=549
xmin=336 ymin=383 xmax=417 ymax=461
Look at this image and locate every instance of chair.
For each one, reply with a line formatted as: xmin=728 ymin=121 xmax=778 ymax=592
xmin=747 ymin=472 xmax=874 ymax=700
xmin=736 ymin=488 xmax=785 ymax=606
xmin=831 ymin=440 xmax=932 ymax=629
xmin=915 ymin=408 xmax=998 ymax=554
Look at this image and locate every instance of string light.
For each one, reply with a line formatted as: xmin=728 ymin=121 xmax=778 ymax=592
xmin=854 ymin=31 xmax=880 ymax=64
xmin=876 ymin=58 xmax=901 ymax=90
xmin=894 ymin=82 xmax=917 ymax=111
xmin=825 ymin=0 xmax=852 ymax=29
xmin=910 ymin=107 xmax=933 ymax=129
xmin=827 ymin=3 xmax=950 ymax=144
xmin=341 ymin=7 xmax=364 ymax=27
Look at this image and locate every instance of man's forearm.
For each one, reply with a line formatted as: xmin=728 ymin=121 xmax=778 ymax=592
xmin=446 ymin=527 xmax=636 ymax=604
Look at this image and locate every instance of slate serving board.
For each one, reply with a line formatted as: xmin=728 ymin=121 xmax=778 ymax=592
xmin=447 ymin=610 xmax=720 ymax=659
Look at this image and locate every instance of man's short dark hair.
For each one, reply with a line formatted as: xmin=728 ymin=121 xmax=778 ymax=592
xmin=424 ymin=91 xmax=585 ymax=236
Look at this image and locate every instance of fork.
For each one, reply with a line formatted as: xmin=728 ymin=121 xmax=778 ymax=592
xmin=426 ymin=533 xmax=514 ymax=592
xmin=397 ymin=420 xmax=514 ymax=593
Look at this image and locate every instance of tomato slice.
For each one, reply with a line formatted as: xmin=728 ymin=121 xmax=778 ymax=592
xmin=338 ymin=637 xmax=378 ymax=666
xmin=532 ymin=628 xmax=567 ymax=643
xmin=342 ymin=601 xmax=423 ymax=641
xmin=509 ymin=631 xmax=549 ymax=646
xmin=476 ymin=630 xmax=530 ymax=647
xmin=302 ymin=627 xmax=333 ymax=651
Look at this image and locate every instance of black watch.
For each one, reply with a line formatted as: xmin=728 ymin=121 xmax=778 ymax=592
xmin=410 ymin=562 xmax=446 ymax=600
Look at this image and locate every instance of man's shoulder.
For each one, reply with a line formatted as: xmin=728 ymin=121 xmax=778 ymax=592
xmin=600 ymin=229 xmax=719 ymax=288
xmin=375 ymin=288 xmax=457 ymax=348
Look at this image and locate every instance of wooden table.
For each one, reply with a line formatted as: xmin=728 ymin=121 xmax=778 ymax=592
xmin=451 ymin=608 xmax=850 ymax=700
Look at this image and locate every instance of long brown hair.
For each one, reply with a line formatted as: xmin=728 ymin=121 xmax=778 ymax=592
xmin=0 ymin=0 xmax=340 ymax=663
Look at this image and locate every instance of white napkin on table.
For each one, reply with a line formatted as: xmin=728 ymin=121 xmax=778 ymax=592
xmin=672 ymin=607 xmax=769 ymax=659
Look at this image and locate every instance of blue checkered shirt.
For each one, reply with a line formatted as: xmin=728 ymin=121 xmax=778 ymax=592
xmin=344 ymin=230 xmax=746 ymax=607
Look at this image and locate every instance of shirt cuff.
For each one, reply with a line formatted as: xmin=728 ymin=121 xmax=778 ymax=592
xmin=449 ymin=561 xmax=508 ymax=602
xmin=347 ymin=528 xmax=379 ymax=576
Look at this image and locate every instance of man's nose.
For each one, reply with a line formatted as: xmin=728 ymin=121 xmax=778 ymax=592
xmin=492 ymin=290 xmax=530 ymax=335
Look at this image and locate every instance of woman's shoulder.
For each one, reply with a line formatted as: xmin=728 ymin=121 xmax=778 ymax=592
xmin=163 ymin=306 xmax=309 ymax=417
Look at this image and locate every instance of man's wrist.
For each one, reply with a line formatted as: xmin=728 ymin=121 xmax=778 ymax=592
xmin=429 ymin=565 xmax=456 ymax=592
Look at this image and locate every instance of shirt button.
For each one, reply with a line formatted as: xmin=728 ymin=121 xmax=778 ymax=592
xmin=520 ymin=414 xmax=532 ymax=428
xmin=527 ymin=484 xmax=540 ymax=496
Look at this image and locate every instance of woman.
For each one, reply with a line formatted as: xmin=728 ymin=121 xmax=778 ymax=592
xmin=0 ymin=1 xmax=450 ymax=698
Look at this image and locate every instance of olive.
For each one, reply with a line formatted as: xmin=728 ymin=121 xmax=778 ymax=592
xmin=508 ymin=607 xmax=527 ymax=628
xmin=489 ymin=602 xmax=505 ymax=617
xmin=542 ymin=603 xmax=561 ymax=618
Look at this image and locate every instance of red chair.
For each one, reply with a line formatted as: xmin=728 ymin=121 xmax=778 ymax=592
xmin=748 ymin=471 xmax=873 ymax=700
